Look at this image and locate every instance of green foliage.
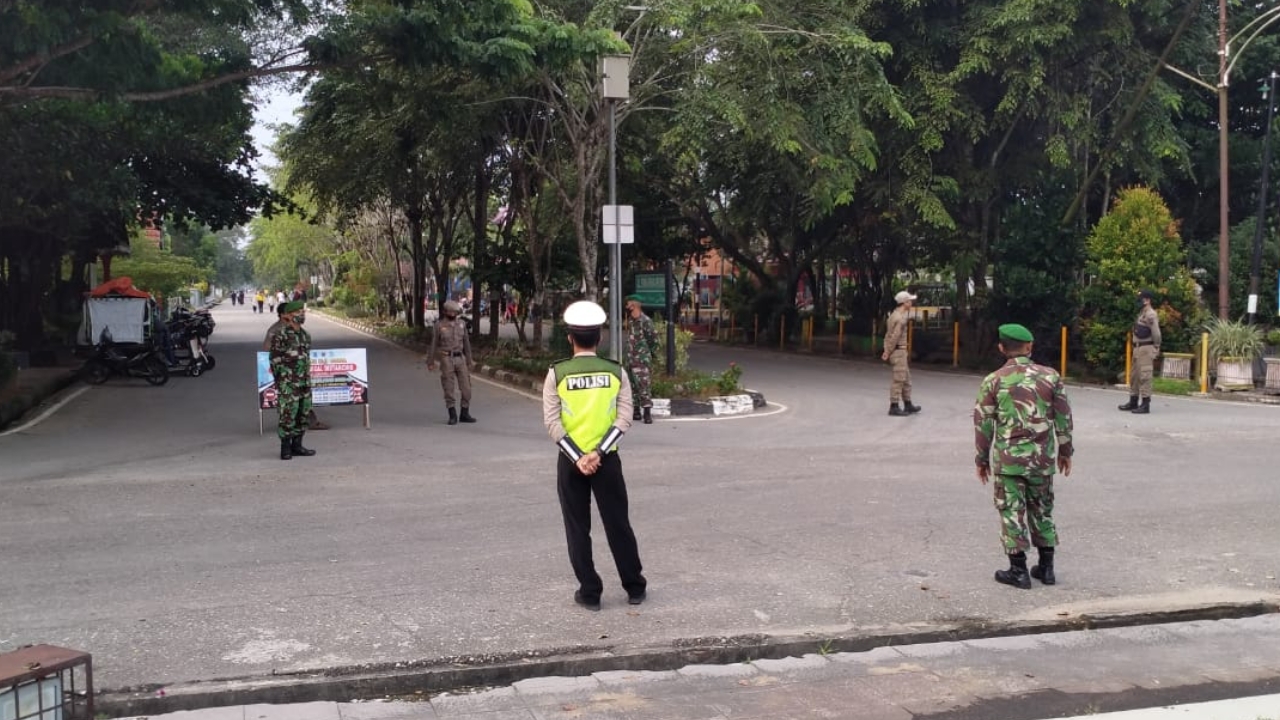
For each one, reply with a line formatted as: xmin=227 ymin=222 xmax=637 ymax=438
xmin=1080 ymin=187 xmax=1200 ymax=375
xmin=715 ymin=362 xmax=744 ymax=395
xmin=1205 ymin=317 xmax=1264 ymax=363
xmin=1152 ymin=377 xmax=1194 ymax=396
xmin=1266 ymin=329 xmax=1280 ymax=347
xmin=111 ymin=234 xmax=205 ymax=300
xmin=652 ymin=319 xmax=692 ymax=373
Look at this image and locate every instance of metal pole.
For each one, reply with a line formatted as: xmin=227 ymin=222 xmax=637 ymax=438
xmin=1248 ymin=71 xmax=1277 ymax=323
xmin=665 ymin=258 xmax=675 ymax=376
xmin=609 ymin=99 xmax=623 ymax=360
xmin=1219 ymin=0 xmax=1231 ymax=320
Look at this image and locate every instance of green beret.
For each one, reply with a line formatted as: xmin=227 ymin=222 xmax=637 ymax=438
xmin=281 ymin=300 xmax=306 ymax=314
xmin=998 ymin=323 xmax=1034 ymax=343
xmin=625 ymin=294 xmax=642 ymax=303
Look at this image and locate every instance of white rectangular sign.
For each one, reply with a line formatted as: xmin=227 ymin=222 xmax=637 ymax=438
xmin=602 ymin=204 xmax=635 ymax=244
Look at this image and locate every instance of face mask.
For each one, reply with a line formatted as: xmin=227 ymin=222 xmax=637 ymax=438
xmin=295 ymin=314 xmax=306 ymax=325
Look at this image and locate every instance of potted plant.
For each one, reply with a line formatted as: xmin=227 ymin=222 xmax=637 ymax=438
xmin=1205 ymin=318 xmax=1264 ymax=391
xmin=1264 ymin=329 xmax=1280 ymax=392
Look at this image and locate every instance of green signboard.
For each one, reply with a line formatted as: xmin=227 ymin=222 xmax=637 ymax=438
xmin=632 ymin=271 xmax=667 ymax=308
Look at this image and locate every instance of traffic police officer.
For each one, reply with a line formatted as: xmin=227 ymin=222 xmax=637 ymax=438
xmin=427 ymin=300 xmax=476 ymax=425
xmin=543 ymin=301 xmax=647 ymax=611
xmin=974 ymin=324 xmax=1074 ymax=589
xmin=882 ymin=290 xmax=922 ymax=416
xmin=1119 ymin=289 xmax=1161 ymax=415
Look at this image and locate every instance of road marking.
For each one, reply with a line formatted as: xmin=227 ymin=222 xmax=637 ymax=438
xmin=1044 ymin=693 xmax=1280 ymax=719
xmin=0 ymin=385 xmax=88 ymax=437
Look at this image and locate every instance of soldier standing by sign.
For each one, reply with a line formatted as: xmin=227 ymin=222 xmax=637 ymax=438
xmin=974 ymin=324 xmax=1074 ymax=589
xmin=1119 ymin=289 xmax=1161 ymax=415
xmin=427 ymin=300 xmax=476 ymax=425
xmin=543 ymin=301 xmax=647 ymax=611
xmin=624 ymin=294 xmax=658 ymax=424
xmin=263 ymin=304 xmax=328 ymax=430
xmin=882 ymin=290 xmax=922 ymax=416
xmin=271 ymin=301 xmax=316 ymax=460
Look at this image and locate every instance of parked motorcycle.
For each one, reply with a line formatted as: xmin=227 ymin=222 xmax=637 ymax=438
xmin=166 ymin=307 xmax=216 ymax=377
xmin=81 ymin=329 xmax=169 ymax=386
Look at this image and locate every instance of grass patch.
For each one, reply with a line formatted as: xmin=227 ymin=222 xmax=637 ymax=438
xmin=1153 ymin=377 xmax=1195 ymax=395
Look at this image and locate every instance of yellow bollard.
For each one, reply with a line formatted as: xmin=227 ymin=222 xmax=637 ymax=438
xmin=1060 ymin=326 xmax=1068 ymax=378
xmin=953 ymin=321 xmax=960 ymax=368
xmin=1125 ymin=334 xmax=1132 ymax=388
xmin=838 ymin=318 xmax=845 ymax=356
xmin=807 ymin=318 xmax=814 ymax=351
xmin=1200 ymin=331 xmax=1210 ymax=393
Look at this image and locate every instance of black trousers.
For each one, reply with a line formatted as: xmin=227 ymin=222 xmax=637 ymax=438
xmin=557 ymin=452 xmax=646 ymax=601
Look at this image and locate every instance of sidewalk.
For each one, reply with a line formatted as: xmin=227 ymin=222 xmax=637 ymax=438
xmin=112 ymin=614 xmax=1280 ymax=720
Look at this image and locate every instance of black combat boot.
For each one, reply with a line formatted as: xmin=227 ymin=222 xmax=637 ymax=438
xmin=633 ymin=407 xmax=643 ymax=421
xmin=994 ymin=552 xmax=1032 ymax=589
xmin=459 ymin=407 xmax=477 ymax=423
xmin=1131 ymin=397 xmax=1151 ymax=414
xmin=888 ymin=402 xmax=909 ymax=417
xmin=1118 ymin=395 xmax=1138 ymax=411
xmin=642 ymin=406 xmax=652 ymax=424
xmin=290 ymin=433 xmax=316 ymax=457
xmin=903 ymin=401 xmax=922 ymax=414
xmin=280 ymin=437 xmax=293 ymax=461
xmin=447 ymin=407 xmax=458 ymax=425
xmin=1030 ymin=546 xmax=1056 ymax=585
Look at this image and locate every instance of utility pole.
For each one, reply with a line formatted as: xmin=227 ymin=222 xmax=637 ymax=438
xmin=1218 ymin=0 xmax=1231 ymax=320
xmin=1248 ymin=71 xmax=1277 ymax=323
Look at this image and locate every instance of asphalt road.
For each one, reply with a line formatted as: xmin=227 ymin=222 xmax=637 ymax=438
xmin=1 ymin=305 xmax=1277 ymax=691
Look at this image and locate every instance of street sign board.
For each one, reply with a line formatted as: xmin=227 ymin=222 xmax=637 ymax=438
xmin=602 ymin=205 xmax=635 ymax=244
xmin=632 ymin=271 xmax=667 ymax=307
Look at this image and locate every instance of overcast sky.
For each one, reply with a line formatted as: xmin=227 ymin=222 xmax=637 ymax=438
xmin=249 ymin=87 xmax=303 ymax=171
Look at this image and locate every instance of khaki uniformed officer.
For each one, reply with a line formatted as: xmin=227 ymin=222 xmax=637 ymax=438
xmin=427 ymin=300 xmax=476 ymax=425
xmin=543 ymin=301 xmax=647 ymax=611
xmin=1119 ymin=289 xmax=1161 ymax=415
xmin=882 ymin=290 xmax=922 ymax=416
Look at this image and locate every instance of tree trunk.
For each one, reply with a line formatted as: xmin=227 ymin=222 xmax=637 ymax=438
xmin=407 ymin=207 xmax=426 ymax=328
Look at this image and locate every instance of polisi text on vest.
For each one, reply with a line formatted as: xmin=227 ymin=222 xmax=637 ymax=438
xmin=566 ymin=374 xmax=613 ymax=390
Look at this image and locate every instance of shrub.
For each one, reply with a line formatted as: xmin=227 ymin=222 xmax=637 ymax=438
xmin=716 ymin=362 xmax=743 ymax=394
xmin=652 ymin=318 xmax=692 ymax=373
xmin=1266 ymin=328 xmax=1280 ymax=347
xmin=1205 ymin=317 xmax=1264 ymax=363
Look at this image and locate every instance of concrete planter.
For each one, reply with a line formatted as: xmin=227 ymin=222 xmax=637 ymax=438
xmin=650 ymin=391 xmax=767 ymax=418
xmin=1160 ymin=352 xmax=1193 ymax=380
xmin=1214 ymin=357 xmax=1255 ymax=391
xmin=1263 ymin=357 xmax=1280 ymax=393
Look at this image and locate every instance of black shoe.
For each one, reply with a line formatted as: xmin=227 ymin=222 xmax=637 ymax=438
xmin=459 ymin=408 xmax=477 ymax=423
xmin=290 ymin=433 xmax=316 ymax=457
xmin=633 ymin=407 xmax=643 ymax=421
xmin=1030 ymin=547 xmax=1056 ymax=585
xmin=627 ymin=591 xmax=647 ymax=605
xmin=1118 ymin=395 xmax=1138 ymax=411
xmin=1131 ymin=398 xmax=1150 ymax=414
xmin=574 ymin=590 xmax=601 ymax=611
xmin=447 ymin=407 xmax=458 ymax=425
xmin=280 ymin=438 xmax=293 ymax=461
xmin=888 ymin=403 xmax=909 ymax=417
xmin=642 ymin=407 xmax=652 ymax=424
xmin=903 ymin=401 xmax=922 ymax=414
xmin=994 ymin=553 xmax=1032 ymax=589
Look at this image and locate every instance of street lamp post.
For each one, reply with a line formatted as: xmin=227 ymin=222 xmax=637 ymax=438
xmin=1248 ymin=70 xmax=1278 ymax=323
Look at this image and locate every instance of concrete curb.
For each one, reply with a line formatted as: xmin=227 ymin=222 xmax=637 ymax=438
xmin=0 ymin=368 xmax=79 ymax=431
xmin=317 ymin=312 xmax=771 ymax=417
xmin=95 ymin=601 xmax=1278 ymax=717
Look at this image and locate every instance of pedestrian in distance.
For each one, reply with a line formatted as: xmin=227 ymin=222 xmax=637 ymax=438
xmin=974 ymin=324 xmax=1074 ymax=590
xmin=1119 ymin=289 xmax=1161 ymax=415
xmin=882 ymin=290 xmax=922 ymax=416
xmin=263 ymin=304 xmax=329 ymax=431
xmin=426 ymin=300 xmax=476 ymax=425
xmin=543 ymin=300 xmax=647 ymax=611
xmin=624 ymin=294 xmax=658 ymax=424
xmin=270 ymin=301 xmax=317 ymax=460
xmin=255 ymin=290 xmax=265 ymax=314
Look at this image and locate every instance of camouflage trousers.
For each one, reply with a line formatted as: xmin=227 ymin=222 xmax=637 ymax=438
xmin=277 ymin=385 xmax=312 ymax=440
xmin=630 ymin=364 xmax=653 ymax=408
xmin=993 ymin=473 xmax=1057 ymax=554
xmin=889 ymin=348 xmax=912 ymax=403
xmin=1134 ymin=344 xmax=1156 ymax=398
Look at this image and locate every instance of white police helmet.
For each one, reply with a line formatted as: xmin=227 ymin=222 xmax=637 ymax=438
xmin=563 ymin=300 xmax=607 ymax=328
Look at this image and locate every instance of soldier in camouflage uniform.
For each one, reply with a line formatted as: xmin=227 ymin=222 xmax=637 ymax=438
xmin=270 ymin=301 xmax=316 ymax=460
xmin=264 ymin=304 xmax=328 ymax=430
xmin=625 ymin=295 xmax=659 ymax=424
xmin=974 ymin=324 xmax=1073 ymax=589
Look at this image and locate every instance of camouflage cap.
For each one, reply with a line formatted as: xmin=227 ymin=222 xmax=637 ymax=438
xmin=998 ymin=323 xmax=1034 ymax=343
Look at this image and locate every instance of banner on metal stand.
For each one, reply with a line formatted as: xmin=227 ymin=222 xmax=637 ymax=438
xmin=257 ymin=348 xmax=370 ymax=433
